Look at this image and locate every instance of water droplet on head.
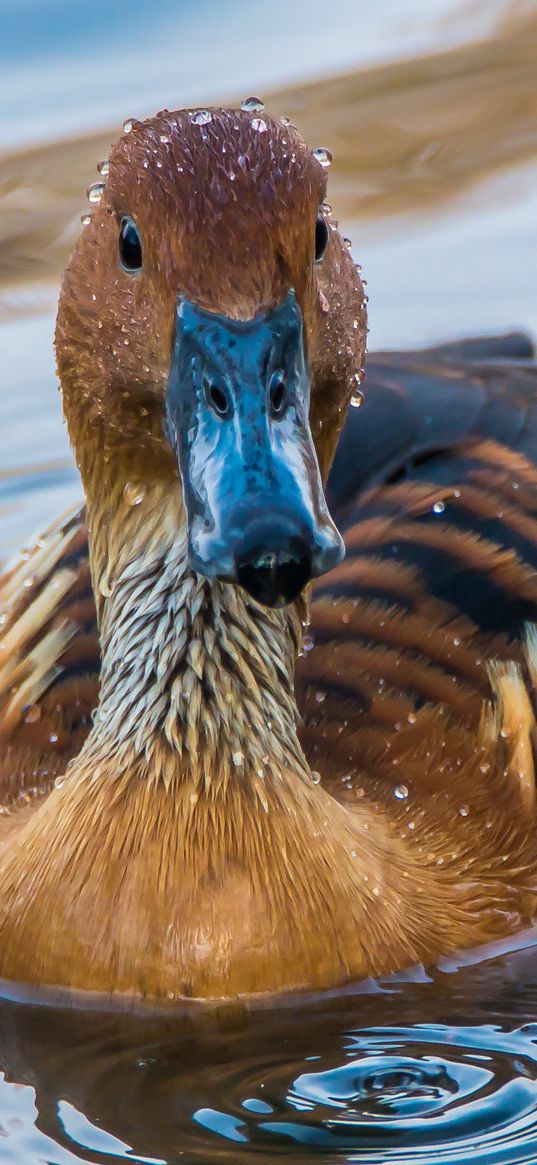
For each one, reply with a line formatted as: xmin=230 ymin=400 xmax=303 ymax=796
xmin=123 ymin=482 xmax=145 ymax=507
xmin=459 ymin=805 xmax=470 ymax=817
xmin=49 ymin=732 xmax=58 ymax=745
xmin=241 ymin=97 xmax=265 ymax=112
xmin=54 ymin=775 xmax=66 ymax=791
xmin=192 ymin=110 xmax=212 ymax=126
xmin=394 ymin=784 xmax=409 ymax=801
xmin=280 ymin=115 xmax=290 ymax=125
xmin=310 ymin=770 xmax=321 ymax=785
xmin=315 ymin=690 xmax=326 ymax=704
xmin=252 ymin=118 xmax=267 ymax=133
xmin=432 ymin=500 xmax=445 ymax=515
xmin=159 ymin=133 xmax=170 ymax=144
xmin=97 ymin=159 xmax=109 ymax=175
xmin=123 ymin=117 xmax=141 ymax=134
xmin=232 ymin=750 xmax=244 ymax=767
xmin=80 ymin=214 xmax=92 ymax=226
xmin=302 ymin=633 xmax=315 ymax=653
xmin=312 ymin=147 xmax=333 ymax=168
xmin=87 ymin=182 xmax=105 ymax=205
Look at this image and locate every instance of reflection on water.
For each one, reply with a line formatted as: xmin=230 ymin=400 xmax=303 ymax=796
xmin=3 ymin=940 xmax=537 ymax=1163
xmin=2 ymin=1 xmax=537 ymax=1162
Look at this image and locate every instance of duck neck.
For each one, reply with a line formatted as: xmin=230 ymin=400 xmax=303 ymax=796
xmin=78 ymin=478 xmax=311 ymax=792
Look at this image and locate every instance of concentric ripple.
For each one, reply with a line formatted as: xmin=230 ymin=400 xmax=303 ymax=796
xmin=4 ymin=1000 xmax=537 ymax=1162
xmin=192 ymin=1024 xmax=537 ymax=1162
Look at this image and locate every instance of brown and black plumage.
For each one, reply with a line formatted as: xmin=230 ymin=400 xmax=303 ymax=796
xmin=0 ymin=107 xmax=537 ymax=1000
xmin=299 ymin=333 xmax=537 ymax=786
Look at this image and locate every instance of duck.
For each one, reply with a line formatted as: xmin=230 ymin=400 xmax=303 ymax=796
xmin=1 ymin=103 xmax=537 ymax=1002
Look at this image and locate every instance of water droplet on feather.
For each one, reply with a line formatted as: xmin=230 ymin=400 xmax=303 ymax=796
xmin=87 ymin=182 xmax=105 ymax=204
xmin=22 ymin=703 xmax=41 ymax=724
xmin=241 ymin=97 xmax=265 ymax=112
xmin=312 ymin=147 xmax=333 ymax=168
xmin=123 ymin=482 xmax=145 ymax=506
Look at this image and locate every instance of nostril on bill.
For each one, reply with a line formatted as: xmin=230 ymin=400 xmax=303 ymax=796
xmin=268 ymin=372 xmax=289 ymax=419
xmin=204 ymin=375 xmax=232 ymax=419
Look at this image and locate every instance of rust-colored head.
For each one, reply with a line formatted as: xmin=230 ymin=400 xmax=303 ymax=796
xmin=56 ymin=106 xmax=366 ymax=606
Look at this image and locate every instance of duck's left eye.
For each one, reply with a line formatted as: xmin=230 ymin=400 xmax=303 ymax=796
xmin=315 ymin=213 xmax=329 ymax=263
xmin=119 ymin=216 xmax=143 ymax=272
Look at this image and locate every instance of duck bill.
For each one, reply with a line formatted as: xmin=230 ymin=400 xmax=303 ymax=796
xmin=165 ymin=290 xmax=344 ymax=608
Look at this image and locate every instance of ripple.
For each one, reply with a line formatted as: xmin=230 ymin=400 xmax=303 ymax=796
xmin=4 ymin=999 xmax=537 ymax=1163
xmin=191 ymin=1024 xmax=537 ymax=1162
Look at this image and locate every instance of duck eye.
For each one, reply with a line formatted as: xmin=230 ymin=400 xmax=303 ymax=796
xmin=315 ymin=213 xmax=329 ymax=263
xmin=119 ymin=216 xmax=142 ymax=273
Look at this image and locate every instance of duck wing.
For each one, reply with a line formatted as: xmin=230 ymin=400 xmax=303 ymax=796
xmin=298 ymin=332 xmax=537 ymax=795
xmin=0 ymin=506 xmax=98 ymax=804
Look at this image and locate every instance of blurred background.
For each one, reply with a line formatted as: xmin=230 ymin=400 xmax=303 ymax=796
xmin=1 ymin=0 xmax=536 ymax=554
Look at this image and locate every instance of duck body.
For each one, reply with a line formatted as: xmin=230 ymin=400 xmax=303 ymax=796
xmin=0 ymin=107 xmax=537 ymax=1000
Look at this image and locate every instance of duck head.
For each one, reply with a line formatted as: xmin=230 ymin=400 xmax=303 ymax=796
xmin=56 ymin=107 xmax=366 ymax=608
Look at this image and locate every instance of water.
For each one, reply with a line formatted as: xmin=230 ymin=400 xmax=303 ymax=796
xmin=3 ymin=945 xmax=537 ymax=1163
xmin=2 ymin=1 xmax=537 ymax=1161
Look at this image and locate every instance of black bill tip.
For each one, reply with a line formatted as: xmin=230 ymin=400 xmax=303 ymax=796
xmin=236 ymin=535 xmax=312 ymax=607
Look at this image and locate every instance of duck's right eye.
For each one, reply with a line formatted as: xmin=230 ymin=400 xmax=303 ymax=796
xmin=119 ymin=217 xmax=142 ymax=273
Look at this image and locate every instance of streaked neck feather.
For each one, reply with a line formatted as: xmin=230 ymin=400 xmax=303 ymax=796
xmin=76 ymin=489 xmax=311 ymax=796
